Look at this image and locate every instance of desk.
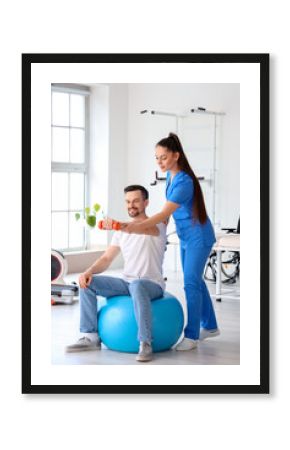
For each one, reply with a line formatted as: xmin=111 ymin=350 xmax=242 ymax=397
xmin=166 ymin=231 xmax=240 ymax=301
xmin=212 ymin=233 xmax=240 ymax=301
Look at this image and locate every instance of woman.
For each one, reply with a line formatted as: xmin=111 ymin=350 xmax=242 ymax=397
xmin=122 ymin=133 xmax=220 ymax=350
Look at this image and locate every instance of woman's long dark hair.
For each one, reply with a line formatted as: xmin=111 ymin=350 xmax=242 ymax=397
xmin=156 ymin=132 xmax=208 ymax=224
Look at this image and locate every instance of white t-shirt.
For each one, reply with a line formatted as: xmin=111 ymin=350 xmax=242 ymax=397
xmin=110 ymin=223 xmax=167 ymax=290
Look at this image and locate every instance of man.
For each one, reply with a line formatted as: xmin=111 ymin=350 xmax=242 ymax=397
xmin=66 ymin=185 xmax=167 ymax=362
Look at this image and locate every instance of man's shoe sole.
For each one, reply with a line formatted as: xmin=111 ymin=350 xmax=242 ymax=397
xmin=65 ymin=345 xmax=101 ymax=353
xmin=136 ymin=355 xmax=153 ymax=362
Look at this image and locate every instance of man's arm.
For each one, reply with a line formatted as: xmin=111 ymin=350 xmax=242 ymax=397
xmin=101 ymin=217 xmax=162 ymax=236
xmin=79 ymin=245 xmax=120 ymax=288
xmin=87 ymin=245 xmax=120 ymax=274
xmin=121 ymin=201 xmax=178 ymax=235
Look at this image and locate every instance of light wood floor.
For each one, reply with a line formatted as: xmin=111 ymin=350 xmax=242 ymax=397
xmin=51 ymin=269 xmax=240 ymax=365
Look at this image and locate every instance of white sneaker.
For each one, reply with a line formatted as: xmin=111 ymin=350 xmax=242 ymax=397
xmin=199 ymin=328 xmax=221 ymax=341
xmin=175 ymin=337 xmax=198 ymax=351
xmin=136 ymin=342 xmax=153 ymax=362
xmin=65 ymin=336 xmax=101 ymax=353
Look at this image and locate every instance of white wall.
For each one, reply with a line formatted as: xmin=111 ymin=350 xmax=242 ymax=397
xmin=88 ymin=83 xmax=128 ymax=246
xmin=87 ymin=84 xmax=128 ymax=268
xmin=106 ymin=84 xmax=128 ymax=268
xmin=88 ymin=84 xmax=109 ymax=248
xmin=107 ymin=83 xmax=129 ymax=222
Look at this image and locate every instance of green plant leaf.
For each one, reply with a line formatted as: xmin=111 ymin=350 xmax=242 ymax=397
xmin=75 ymin=213 xmax=81 ymax=221
xmin=86 ymin=215 xmax=96 ymax=228
xmin=85 ymin=207 xmax=90 ymax=215
xmin=93 ymin=203 xmax=101 ymax=213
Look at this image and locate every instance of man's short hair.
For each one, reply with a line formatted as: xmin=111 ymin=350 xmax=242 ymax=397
xmin=124 ymin=185 xmax=149 ymax=200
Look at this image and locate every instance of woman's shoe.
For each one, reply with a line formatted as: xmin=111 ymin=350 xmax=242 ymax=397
xmin=199 ymin=328 xmax=221 ymax=340
xmin=175 ymin=337 xmax=198 ymax=351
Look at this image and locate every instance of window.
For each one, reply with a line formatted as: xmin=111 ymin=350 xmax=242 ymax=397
xmin=51 ymin=85 xmax=90 ymax=251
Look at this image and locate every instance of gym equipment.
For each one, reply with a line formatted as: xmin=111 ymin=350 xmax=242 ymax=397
xmin=51 ymin=249 xmax=68 ymax=284
xmin=98 ymin=292 xmax=184 ymax=353
xmin=51 ymin=250 xmax=78 ymax=304
xmin=204 ymin=217 xmax=240 ymax=286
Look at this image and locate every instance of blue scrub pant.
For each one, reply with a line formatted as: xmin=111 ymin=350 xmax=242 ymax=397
xmin=180 ymin=242 xmax=218 ymax=340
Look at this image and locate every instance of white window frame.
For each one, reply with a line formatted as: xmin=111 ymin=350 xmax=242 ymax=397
xmin=51 ymin=84 xmax=90 ymax=252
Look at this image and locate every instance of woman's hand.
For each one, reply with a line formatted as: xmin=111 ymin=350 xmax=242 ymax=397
xmin=79 ymin=271 xmax=93 ymax=289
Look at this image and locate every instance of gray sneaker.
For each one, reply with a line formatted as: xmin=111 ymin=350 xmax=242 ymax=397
xmin=199 ymin=328 xmax=221 ymax=341
xmin=136 ymin=342 xmax=153 ymax=362
xmin=65 ymin=336 xmax=101 ymax=353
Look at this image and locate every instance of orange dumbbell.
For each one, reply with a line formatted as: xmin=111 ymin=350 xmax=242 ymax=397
xmin=98 ymin=220 xmax=121 ymax=230
xmin=112 ymin=221 xmax=121 ymax=230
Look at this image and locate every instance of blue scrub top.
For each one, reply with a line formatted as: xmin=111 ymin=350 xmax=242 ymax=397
xmin=166 ymin=171 xmax=216 ymax=248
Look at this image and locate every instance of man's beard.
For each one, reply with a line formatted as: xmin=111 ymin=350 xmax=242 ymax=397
xmin=128 ymin=208 xmax=142 ymax=218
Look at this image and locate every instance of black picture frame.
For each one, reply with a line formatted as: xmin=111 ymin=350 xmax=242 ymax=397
xmin=22 ymin=53 xmax=269 ymax=394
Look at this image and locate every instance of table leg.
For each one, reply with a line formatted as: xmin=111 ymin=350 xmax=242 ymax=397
xmin=216 ymin=249 xmax=222 ymax=302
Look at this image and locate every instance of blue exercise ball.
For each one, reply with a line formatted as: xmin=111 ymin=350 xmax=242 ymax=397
xmin=98 ymin=292 xmax=184 ymax=353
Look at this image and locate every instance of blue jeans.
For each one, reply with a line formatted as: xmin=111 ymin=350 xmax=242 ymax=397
xmin=80 ymin=276 xmax=164 ymax=343
xmin=180 ymin=243 xmax=218 ymax=340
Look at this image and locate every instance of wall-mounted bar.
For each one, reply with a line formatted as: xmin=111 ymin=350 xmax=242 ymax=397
xmin=190 ymin=107 xmax=226 ymax=116
xmin=141 ymin=108 xmax=225 ymax=117
xmin=140 ymin=110 xmax=186 ymax=118
xmin=150 ymin=171 xmax=205 ymax=186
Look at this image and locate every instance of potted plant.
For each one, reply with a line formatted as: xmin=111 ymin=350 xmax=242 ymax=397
xmin=75 ymin=203 xmax=102 ymax=229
